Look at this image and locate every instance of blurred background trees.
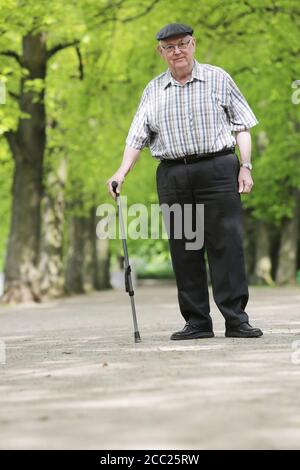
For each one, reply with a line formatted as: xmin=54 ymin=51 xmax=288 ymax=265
xmin=0 ymin=0 xmax=300 ymax=302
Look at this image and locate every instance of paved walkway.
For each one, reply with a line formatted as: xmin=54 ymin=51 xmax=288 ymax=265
xmin=1 ymin=281 xmax=300 ymax=450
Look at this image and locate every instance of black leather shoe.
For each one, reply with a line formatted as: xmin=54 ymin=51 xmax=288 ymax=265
xmin=225 ymin=322 xmax=263 ymax=338
xmin=170 ymin=322 xmax=214 ymax=341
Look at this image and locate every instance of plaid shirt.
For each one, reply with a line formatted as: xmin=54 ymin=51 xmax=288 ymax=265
xmin=126 ymin=60 xmax=258 ymax=159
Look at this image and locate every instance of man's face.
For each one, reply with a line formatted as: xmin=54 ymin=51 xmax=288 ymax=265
xmin=158 ymin=34 xmax=196 ymax=72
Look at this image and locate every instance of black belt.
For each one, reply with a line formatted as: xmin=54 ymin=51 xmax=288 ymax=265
xmin=160 ymin=147 xmax=235 ymax=165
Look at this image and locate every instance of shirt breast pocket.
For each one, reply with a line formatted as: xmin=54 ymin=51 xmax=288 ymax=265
xmin=210 ymin=90 xmax=230 ymax=128
xmin=211 ymin=90 xmax=227 ymax=111
xmin=200 ymin=91 xmax=224 ymax=129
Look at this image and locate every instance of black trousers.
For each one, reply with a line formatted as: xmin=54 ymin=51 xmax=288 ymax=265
xmin=156 ymin=151 xmax=249 ymax=330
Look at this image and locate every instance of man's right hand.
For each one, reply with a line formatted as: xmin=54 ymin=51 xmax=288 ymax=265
xmin=106 ymin=146 xmax=141 ymax=199
xmin=106 ymin=173 xmax=125 ymax=199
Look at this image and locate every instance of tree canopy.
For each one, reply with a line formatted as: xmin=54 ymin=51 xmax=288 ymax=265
xmin=0 ymin=0 xmax=300 ymax=298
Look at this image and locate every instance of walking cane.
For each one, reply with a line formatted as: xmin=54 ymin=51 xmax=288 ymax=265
xmin=111 ymin=181 xmax=141 ymax=343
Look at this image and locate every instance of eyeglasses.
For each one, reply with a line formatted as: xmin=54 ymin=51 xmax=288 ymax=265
xmin=160 ymin=38 xmax=192 ymax=55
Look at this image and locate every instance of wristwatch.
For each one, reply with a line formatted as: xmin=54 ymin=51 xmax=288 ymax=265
xmin=240 ymin=162 xmax=253 ymax=171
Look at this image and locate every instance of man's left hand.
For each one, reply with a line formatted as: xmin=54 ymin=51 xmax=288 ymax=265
xmin=238 ymin=168 xmax=253 ymax=194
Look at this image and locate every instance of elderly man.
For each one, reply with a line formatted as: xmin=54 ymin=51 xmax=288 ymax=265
xmin=107 ymin=23 xmax=263 ymax=340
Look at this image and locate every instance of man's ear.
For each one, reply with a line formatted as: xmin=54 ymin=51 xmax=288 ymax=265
xmin=156 ymin=44 xmax=164 ymax=59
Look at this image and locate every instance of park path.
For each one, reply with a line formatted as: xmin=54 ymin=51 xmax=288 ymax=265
xmin=1 ymin=281 xmax=300 ymax=450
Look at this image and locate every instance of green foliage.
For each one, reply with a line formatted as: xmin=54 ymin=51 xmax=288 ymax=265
xmin=0 ymin=141 xmax=13 ymax=270
xmin=0 ymin=0 xmax=300 ymax=271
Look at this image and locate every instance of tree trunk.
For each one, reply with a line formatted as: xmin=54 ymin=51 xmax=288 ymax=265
xmin=91 ymin=204 xmax=111 ymax=290
xmin=82 ymin=210 xmax=95 ymax=293
xmin=95 ymin=238 xmax=111 ymax=290
xmin=3 ymin=34 xmax=47 ymax=302
xmin=39 ymin=157 xmax=67 ymax=299
xmin=276 ymin=212 xmax=299 ymax=285
xmin=65 ymin=206 xmax=111 ymax=293
xmin=65 ymin=214 xmax=86 ymax=294
xmin=82 ymin=207 xmax=111 ymax=291
xmin=253 ymin=221 xmax=274 ymax=285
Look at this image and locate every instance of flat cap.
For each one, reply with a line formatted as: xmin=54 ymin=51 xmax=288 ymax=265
xmin=156 ymin=23 xmax=193 ymax=41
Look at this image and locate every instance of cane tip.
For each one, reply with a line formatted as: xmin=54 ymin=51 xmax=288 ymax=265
xmin=134 ymin=332 xmax=141 ymax=343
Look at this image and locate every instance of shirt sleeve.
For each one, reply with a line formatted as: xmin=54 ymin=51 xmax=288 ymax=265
xmin=226 ymin=73 xmax=258 ymax=131
xmin=126 ymin=86 xmax=151 ymax=150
